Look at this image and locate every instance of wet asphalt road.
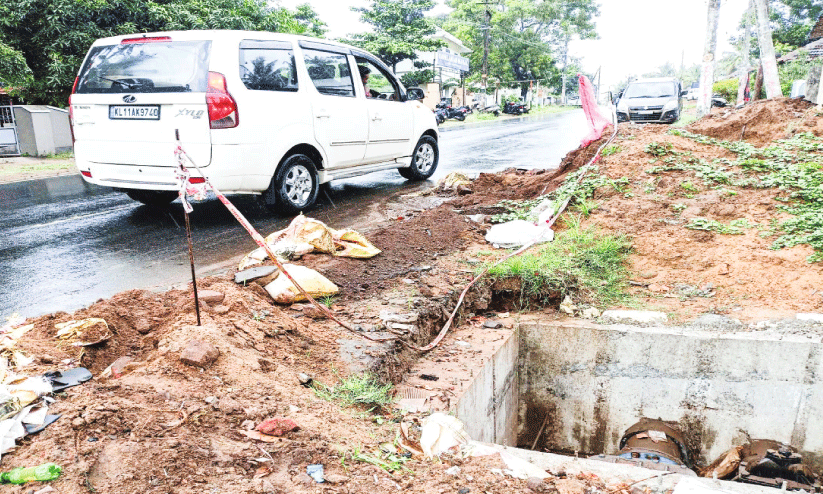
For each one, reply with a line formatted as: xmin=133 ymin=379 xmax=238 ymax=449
xmin=0 ymin=110 xmax=588 ymax=318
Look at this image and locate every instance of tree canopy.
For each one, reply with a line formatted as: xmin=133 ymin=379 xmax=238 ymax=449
xmin=343 ymin=0 xmax=444 ymax=74
xmin=771 ymin=0 xmax=823 ymax=48
xmin=441 ymin=0 xmax=598 ymax=96
xmin=0 ymin=0 xmax=325 ymax=105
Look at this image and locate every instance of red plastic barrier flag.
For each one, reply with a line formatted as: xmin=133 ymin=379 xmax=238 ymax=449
xmin=578 ymin=73 xmax=611 ymax=147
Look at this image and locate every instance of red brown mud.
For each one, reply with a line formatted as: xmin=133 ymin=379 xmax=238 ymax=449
xmin=4 ymin=98 xmax=822 ymax=492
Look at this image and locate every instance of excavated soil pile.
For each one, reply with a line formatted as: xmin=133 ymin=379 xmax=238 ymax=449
xmin=5 ymin=277 xmax=536 ymax=493
xmin=688 ymin=97 xmax=820 ymax=146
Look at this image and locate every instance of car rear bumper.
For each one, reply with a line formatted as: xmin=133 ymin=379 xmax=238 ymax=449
xmin=76 ymin=144 xmax=264 ymax=193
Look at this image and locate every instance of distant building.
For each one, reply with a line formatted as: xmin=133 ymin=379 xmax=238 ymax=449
xmin=779 ymin=15 xmax=823 ymax=62
xmin=394 ymin=28 xmax=471 ymax=85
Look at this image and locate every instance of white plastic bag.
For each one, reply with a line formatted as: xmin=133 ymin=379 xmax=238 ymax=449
xmin=264 ymin=264 xmax=339 ymax=304
xmin=485 ymin=220 xmax=554 ymax=249
xmin=419 ymin=412 xmax=470 ymax=458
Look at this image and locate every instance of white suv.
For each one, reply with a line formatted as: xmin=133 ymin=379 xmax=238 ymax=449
xmin=69 ymin=30 xmax=439 ymax=213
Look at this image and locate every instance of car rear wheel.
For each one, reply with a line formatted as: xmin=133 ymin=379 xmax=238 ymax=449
xmin=399 ymin=135 xmax=438 ymax=181
xmin=126 ymin=190 xmax=178 ymax=207
xmin=264 ymin=154 xmax=319 ymax=215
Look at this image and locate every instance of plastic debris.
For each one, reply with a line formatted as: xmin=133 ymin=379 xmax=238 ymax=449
xmin=43 ymin=368 xmax=92 ymax=392
xmin=419 ymin=412 xmax=470 ymax=458
xmin=55 ymin=319 xmax=112 ymax=346
xmin=0 ymin=462 xmax=61 ymax=484
xmin=264 ymin=264 xmax=339 ymax=304
xmin=438 ymin=172 xmax=471 ymax=190
xmin=559 ymin=296 xmax=577 ymax=315
xmin=0 ymin=315 xmax=35 ymax=369
xmin=238 ymin=215 xmax=380 ymax=270
xmin=484 ymin=220 xmax=554 ymax=249
xmin=306 ymin=464 xmax=325 ymax=483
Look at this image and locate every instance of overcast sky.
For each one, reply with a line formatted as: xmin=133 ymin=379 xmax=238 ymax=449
xmin=278 ymin=0 xmax=752 ymax=88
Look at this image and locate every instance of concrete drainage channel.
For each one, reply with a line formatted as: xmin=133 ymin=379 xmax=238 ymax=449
xmin=397 ymin=310 xmax=823 ymax=492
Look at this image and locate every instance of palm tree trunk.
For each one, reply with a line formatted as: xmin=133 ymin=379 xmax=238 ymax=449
xmin=699 ymin=0 xmax=721 ymax=117
xmin=753 ymin=0 xmax=782 ymax=98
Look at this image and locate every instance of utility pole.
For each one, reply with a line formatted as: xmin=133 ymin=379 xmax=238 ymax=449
xmin=478 ymin=0 xmax=493 ymax=107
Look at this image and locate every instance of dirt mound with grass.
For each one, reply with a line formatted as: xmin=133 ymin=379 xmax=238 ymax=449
xmin=687 ymin=97 xmax=820 ymax=147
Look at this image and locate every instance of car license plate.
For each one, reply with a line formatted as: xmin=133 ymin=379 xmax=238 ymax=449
xmin=109 ymin=105 xmax=160 ymax=120
xmin=638 ymin=110 xmax=654 ymax=115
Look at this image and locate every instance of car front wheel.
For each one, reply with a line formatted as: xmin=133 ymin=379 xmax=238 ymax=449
xmin=264 ymin=154 xmax=319 ymax=215
xmin=399 ymin=135 xmax=438 ymax=181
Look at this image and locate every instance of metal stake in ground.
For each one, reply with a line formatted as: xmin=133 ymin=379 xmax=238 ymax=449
xmin=175 ymin=129 xmax=201 ymax=326
xmin=184 ymin=207 xmax=201 ymax=326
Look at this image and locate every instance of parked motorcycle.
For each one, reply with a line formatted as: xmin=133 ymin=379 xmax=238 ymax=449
xmin=502 ymin=101 xmax=529 ymax=115
xmin=435 ymin=103 xmax=466 ymax=121
xmin=433 ymin=108 xmax=446 ymax=125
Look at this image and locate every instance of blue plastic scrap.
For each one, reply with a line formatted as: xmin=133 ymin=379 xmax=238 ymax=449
xmin=306 ymin=464 xmax=324 ymax=483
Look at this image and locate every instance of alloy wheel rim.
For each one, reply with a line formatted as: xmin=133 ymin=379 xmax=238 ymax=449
xmin=284 ymin=165 xmax=312 ymax=205
xmin=414 ymin=143 xmax=434 ymax=173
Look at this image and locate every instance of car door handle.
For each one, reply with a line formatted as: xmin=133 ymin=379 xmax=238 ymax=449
xmin=316 ymin=110 xmax=330 ymax=118
xmin=372 ymin=114 xmax=382 ymax=121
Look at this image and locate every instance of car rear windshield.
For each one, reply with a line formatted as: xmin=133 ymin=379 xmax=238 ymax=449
xmin=623 ymin=82 xmax=676 ymax=99
xmin=75 ymin=40 xmax=211 ymax=94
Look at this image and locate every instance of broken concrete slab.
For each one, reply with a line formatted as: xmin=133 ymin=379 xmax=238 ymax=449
xmin=179 ymin=340 xmax=219 ymax=368
xmin=197 ymin=290 xmax=225 ymax=304
xmin=688 ymin=314 xmax=743 ymax=330
xmin=600 ymin=309 xmax=668 ymax=326
xmin=380 ymin=310 xmax=418 ymax=323
xmin=234 ymin=265 xmax=279 ymax=285
xmin=796 ymin=313 xmax=823 ymax=323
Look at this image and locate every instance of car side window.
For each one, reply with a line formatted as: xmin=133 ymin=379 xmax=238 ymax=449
xmin=239 ymin=40 xmax=298 ymax=92
xmin=302 ymin=49 xmax=355 ymax=97
xmin=355 ymin=57 xmax=401 ymax=101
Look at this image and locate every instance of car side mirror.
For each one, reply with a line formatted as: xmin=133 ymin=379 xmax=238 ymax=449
xmin=680 ymin=90 xmax=687 ymax=96
xmin=407 ymin=88 xmax=424 ymax=101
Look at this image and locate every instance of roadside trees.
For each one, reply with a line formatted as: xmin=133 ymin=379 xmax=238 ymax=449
xmin=0 ymin=0 xmax=323 ymax=106
xmin=344 ymin=0 xmax=444 ymax=82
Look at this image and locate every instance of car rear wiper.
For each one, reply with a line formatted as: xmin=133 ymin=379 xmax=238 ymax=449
xmin=98 ymin=76 xmax=139 ymax=89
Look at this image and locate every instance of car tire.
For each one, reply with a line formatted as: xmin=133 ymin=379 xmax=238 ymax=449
xmin=399 ymin=135 xmax=438 ymax=181
xmin=126 ymin=190 xmax=177 ymax=207
xmin=263 ymin=154 xmax=319 ymax=215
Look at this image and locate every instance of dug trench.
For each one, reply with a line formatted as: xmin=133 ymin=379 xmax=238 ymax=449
xmin=4 ymin=98 xmax=823 ymax=492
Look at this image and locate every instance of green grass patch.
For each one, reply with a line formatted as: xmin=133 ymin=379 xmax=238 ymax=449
xmin=685 ymin=217 xmax=755 ymax=235
xmin=668 ymin=130 xmax=823 ymax=262
xmin=0 ymin=161 xmax=74 ymax=176
xmin=602 ymin=144 xmax=621 ymax=156
xmin=483 ymin=218 xmax=632 ymax=307
xmin=489 ymin=165 xmax=629 ymax=224
xmin=313 ymin=373 xmax=393 ymax=409
xmin=346 ymin=446 xmax=410 ymax=473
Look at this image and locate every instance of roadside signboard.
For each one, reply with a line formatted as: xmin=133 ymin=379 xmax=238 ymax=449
xmin=435 ymin=51 xmax=469 ymax=73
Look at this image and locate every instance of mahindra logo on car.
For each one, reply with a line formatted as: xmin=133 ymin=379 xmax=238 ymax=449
xmin=122 ymin=95 xmax=136 ymax=103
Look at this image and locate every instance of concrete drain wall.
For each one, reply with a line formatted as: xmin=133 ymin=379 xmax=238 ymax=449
xmin=516 ymin=320 xmax=823 ymax=469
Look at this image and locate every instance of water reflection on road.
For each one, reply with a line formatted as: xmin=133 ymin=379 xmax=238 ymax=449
xmin=0 ymin=110 xmax=588 ymax=318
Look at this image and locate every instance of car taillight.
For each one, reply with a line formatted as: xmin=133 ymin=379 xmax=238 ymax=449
xmin=80 ymin=170 xmax=92 ymax=178
xmin=206 ymin=71 xmax=238 ymax=129
xmin=189 ymin=177 xmax=205 ymax=184
xmin=121 ymin=36 xmax=172 ymax=44
xmin=69 ymin=77 xmax=78 ymax=145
